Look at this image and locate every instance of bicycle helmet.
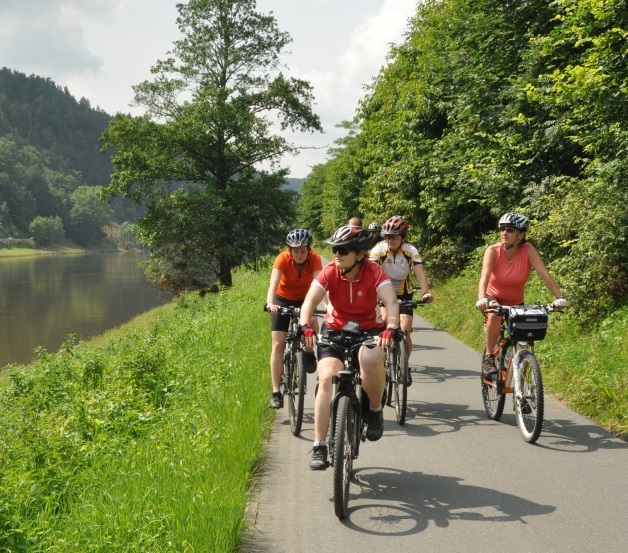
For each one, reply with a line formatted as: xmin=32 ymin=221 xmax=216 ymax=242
xmin=286 ymin=228 xmax=313 ymax=247
xmin=498 ymin=212 xmax=529 ymax=232
xmin=368 ymin=222 xmax=382 ymax=232
xmin=382 ymin=215 xmax=409 ymax=237
xmin=325 ymin=225 xmax=373 ymax=250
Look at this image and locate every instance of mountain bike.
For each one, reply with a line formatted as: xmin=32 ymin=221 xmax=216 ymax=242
xmin=318 ymin=321 xmax=378 ymax=519
xmin=382 ymin=293 xmax=427 ymax=425
xmin=481 ymin=303 xmax=559 ymax=444
xmin=265 ymin=305 xmax=307 ymax=436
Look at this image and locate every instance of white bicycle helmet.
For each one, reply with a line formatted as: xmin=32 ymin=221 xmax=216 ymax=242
xmin=498 ymin=212 xmax=529 ymax=232
xmin=286 ymin=228 xmax=313 ymax=247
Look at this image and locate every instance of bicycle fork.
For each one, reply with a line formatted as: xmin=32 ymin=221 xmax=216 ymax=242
xmin=512 ymin=343 xmax=532 ymax=409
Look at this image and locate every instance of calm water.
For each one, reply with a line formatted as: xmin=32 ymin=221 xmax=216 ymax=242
xmin=0 ymin=252 xmax=170 ymax=366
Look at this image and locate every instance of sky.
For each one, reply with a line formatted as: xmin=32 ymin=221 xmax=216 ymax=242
xmin=1 ymin=0 xmax=418 ymax=178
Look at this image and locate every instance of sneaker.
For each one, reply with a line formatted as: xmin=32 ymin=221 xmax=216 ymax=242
xmin=303 ymin=351 xmax=317 ymax=374
xmin=270 ymin=391 xmax=282 ymax=409
xmin=366 ymin=409 xmax=384 ymax=441
xmin=482 ymin=354 xmax=497 ymax=382
xmin=309 ymin=442 xmax=329 ymax=470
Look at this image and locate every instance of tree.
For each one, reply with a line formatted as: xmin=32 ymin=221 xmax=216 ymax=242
xmin=68 ymin=186 xmax=114 ymax=246
xmin=101 ymin=0 xmax=322 ymax=290
xmin=29 ymin=215 xmax=64 ymax=246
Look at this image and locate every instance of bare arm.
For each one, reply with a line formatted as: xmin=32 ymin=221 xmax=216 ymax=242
xmin=477 ymin=246 xmax=496 ymax=310
xmin=378 ymin=282 xmax=400 ymax=329
xmin=265 ymin=268 xmax=283 ymax=313
xmin=413 ymin=263 xmax=433 ymax=302
xmin=527 ymin=244 xmax=563 ymax=298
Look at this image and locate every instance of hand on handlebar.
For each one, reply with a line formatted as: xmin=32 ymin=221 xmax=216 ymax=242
xmin=552 ymin=297 xmax=568 ymax=310
xmin=422 ymin=292 xmax=433 ymax=303
xmin=265 ymin=302 xmax=279 ymax=314
xmin=299 ymin=323 xmax=317 ymax=348
xmin=378 ymin=327 xmax=402 ymax=349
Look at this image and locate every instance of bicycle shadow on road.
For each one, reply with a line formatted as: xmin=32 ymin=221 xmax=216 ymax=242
xmin=533 ymin=418 xmax=627 ymax=452
xmin=342 ymin=468 xmax=555 ymax=535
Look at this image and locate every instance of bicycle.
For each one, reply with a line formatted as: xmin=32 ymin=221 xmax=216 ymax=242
xmin=318 ymin=321 xmax=378 ymax=519
xmin=382 ymin=296 xmax=427 ymax=425
xmin=265 ymin=304 xmax=307 ymax=436
xmin=481 ymin=303 xmax=559 ymax=443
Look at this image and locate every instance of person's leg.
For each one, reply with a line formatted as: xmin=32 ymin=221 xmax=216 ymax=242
xmin=310 ymin=355 xmax=342 ymax=469
xmin=482 ymin=312 xmax=502 ymax=379
xmin=269 ymin=330 xmax=286 ymax=408
xmin=359 ymin=344 xmax=386 ymax=441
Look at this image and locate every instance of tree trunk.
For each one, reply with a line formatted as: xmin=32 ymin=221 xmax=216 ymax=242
xmin=218 ymin=255 xmax=233 ymax=287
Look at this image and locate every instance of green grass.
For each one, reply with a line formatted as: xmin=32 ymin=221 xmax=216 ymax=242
xmin=0 ymin=269 xmax=274 ymax=552
xmin=422 ymin=269 xmax=628 ymax=439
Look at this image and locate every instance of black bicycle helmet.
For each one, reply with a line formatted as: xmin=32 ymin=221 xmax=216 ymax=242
xmin=286 ymin=228 xmax=313 ymax=247
xmin=498 ymin=212 xmax=529 ymax=232
xmin=382 ymin=215 xmax=409 ymax=237
xmin=368 ymin=222 xmax=382 ymax=232
xmin=325 ymin=225 xmax=373 ymax=250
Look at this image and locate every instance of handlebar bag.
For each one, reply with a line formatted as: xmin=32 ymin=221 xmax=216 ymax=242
xmin=508 ymin=306 xmax=548 ymax=341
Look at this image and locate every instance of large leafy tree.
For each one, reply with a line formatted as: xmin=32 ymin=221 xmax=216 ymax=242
xmin=101 ymin=0 xmax=322 ymax=290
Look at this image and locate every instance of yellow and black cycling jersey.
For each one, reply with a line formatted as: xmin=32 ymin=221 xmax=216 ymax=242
xmin=369 ymin=241 xmax=423 ymax=296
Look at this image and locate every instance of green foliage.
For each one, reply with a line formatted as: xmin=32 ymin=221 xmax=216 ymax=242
xmin=101 ymin=0 xmax=322 ymax=291
xmin=0 ymin=268 xmax=273 ymax=551
xmin=68 ymin=186 xmax=114 ymax=246
xmin=301 ymin=0 xmax=628 ymax=328
xmin=29 ymin=215 xmax=64 ymax=246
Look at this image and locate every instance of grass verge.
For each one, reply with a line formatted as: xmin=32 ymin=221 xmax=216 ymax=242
xmin=421 ymin=269 xmax=627 ymax=439
xmin=0 ymin=268 xmax=273 ymax=552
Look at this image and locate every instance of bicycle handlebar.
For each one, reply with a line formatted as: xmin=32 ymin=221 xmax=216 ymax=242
xmin=264 ymin=303 xmax=300 ymax=315
xmin=484 ymin=303 xmax=560 ymax=316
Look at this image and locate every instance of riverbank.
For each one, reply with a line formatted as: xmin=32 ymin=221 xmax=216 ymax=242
xmin=0 ymin=246 xmax=87 ymax=258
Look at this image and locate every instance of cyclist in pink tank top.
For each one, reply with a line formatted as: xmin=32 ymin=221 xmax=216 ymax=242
xmin=476 ymin=213 xmax=568 ymax=379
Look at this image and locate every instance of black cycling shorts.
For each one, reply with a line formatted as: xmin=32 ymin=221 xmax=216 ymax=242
xmin=398 ymin=293 xmax=414 ymax=316
xmin=270 ymin=295 xmax=304 ymax=332
xmin=317 ymin=323 xmax=383 ymax=362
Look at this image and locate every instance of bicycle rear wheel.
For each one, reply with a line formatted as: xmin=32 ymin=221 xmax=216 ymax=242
xmin=515 ymin=350 xmax=544 ymax=443
xmin=481 ymin=346 xmax=507 ymax=420
xmin=392 ymin=339 xmax=409 ymax=425
xmin=333 ymin=395 xmax=355 ymax=519
xmin=288 ymin=350 xmax=306 ymax=436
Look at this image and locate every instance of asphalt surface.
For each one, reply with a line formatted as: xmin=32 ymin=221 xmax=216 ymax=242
xmin=242 ymin=314 xmax=628 ymax=552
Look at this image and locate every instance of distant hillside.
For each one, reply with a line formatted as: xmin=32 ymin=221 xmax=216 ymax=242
xmin=284 ymin=177 xmax=304 ymax=193
xmin=0 ymin=67 xmax=114 ymax=184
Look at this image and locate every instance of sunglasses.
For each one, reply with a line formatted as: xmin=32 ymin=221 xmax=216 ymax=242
xmin=332 ymin=246 xmax=353 ymax=256
xmin=500 ymin=227 xmax=517 ymax=234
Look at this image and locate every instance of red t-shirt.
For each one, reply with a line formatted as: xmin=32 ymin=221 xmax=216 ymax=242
xmin=486 ymin=243 xmax=531 ymax=305
xmin=313 ymin=260 xmax=391 ymax=331
xmin=273 ymin=249 xmax=322 ymax=301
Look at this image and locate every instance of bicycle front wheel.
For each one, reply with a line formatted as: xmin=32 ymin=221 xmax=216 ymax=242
xmin=288 ymin=350 xmax=306 ymax=436
xmin=333 ymin=395 xmax=355 ymax=519
xmin=384 ymin=347 xmax=394 ymax=407
xmin=392 ymin=339 xmax=409 ymax=425
xmin=481 ymin=346 xmax=507 ymax=420
xmin=515 ymin=350 xmax=544 ymax=443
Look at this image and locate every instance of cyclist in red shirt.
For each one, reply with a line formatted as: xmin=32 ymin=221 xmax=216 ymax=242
xmin=298 ymin=225 xmax=400 ymax=470
xmin=266 ymin=229 xmax=322 ymax=409
xmin=476 ymin=213 xmax=567 ymax=380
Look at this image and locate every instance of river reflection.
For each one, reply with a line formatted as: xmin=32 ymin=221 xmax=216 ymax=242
xmin=0 ymin=252 xmax=170 ymax=367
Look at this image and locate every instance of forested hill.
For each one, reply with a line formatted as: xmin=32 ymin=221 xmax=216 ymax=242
xmin=0 ymin=67 xmax=113 ymax=185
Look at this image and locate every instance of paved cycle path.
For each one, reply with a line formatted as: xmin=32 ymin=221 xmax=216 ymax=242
xmin=243 ymin=315 xmax=628 ymax=552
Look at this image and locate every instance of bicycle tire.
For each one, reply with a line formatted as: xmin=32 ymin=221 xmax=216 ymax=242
xmin=393 ymin=338 xmax=409 ymax=425
xmin=481 ymin=345 xmax=507 ymax=420
xmin=333 ymin=395 xmax=354 ymax=519
xmin=287 ymin=349 xmax=306 ymax=436
xmin=384 ymin=347 xmax=394 ymax=407
xmin=515 ymin=350 xmax=544 ymax=443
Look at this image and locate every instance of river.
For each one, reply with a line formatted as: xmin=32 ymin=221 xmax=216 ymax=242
xmin=0 ymin=252 xmax=171 ymax=367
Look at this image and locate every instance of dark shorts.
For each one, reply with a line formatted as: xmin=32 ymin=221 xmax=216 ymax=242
xmin=270 ymin=295 xmax=304 ymax=332
xmin=317 ymin=323 xmax=383 ymax=362
xmin=398 ymin=293 xmax=414 ymax=316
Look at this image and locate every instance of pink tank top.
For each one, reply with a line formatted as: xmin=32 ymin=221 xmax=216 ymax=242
xmin=486 ymin=243 xmax=531 ymax=305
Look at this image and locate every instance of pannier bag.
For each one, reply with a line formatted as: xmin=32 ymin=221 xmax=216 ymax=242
xmin=508 ymin=306 xmax=548 ymax=341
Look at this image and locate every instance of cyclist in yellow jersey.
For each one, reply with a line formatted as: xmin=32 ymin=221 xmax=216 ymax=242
xmin=370 ymin=216 xmax=433 ymax=382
